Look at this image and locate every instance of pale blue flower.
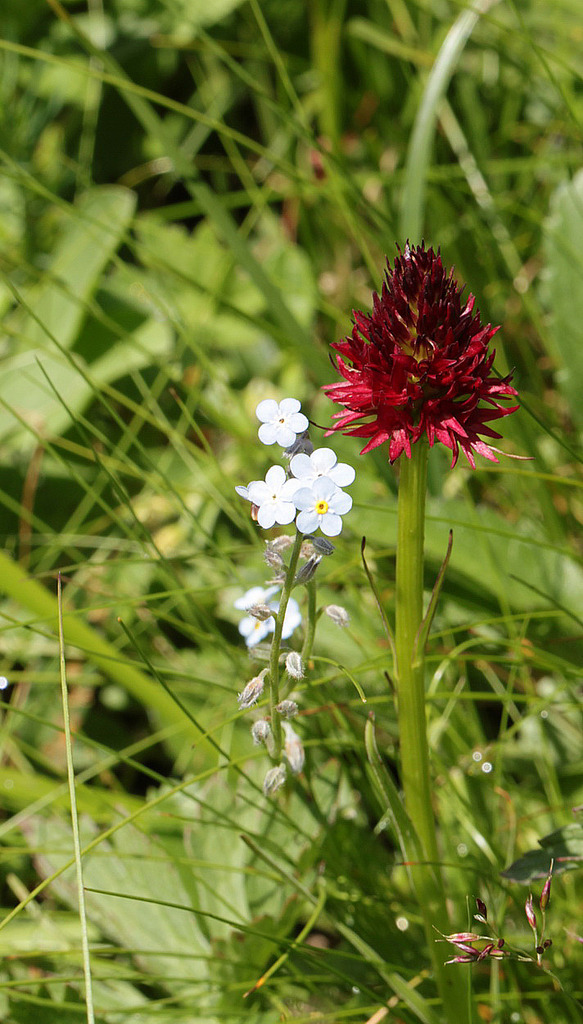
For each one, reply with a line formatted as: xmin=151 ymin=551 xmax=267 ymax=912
xmin=294 ymin=477 xmax=352 ymax=537
xmin=246 ymin=465 xmax=301 ymax=529
xmin=256 ymin=398 xmax=309 ymax=447
xmin=235 ymin=585 xmax=302 ymax=647
xmin=290 ymin=447 xmax=355 ymax=488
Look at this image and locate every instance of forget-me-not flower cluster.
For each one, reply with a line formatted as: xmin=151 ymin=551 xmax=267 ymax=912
xmin=236 ymin=397 xmax=355 ymax=539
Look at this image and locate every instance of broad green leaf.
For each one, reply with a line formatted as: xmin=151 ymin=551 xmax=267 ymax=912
xmin=9 ymin=186 xmax=136 ymax=354
xmin=0 ymin=316 xmax=172 ymax=450
xmin=501 ymin=823 xmax=583 ymax=882
xmin=0 ymin=766 xmax=142 ymax=822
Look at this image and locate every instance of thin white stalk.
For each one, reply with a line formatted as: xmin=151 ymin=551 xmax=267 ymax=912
xmin=57 ymin=573 xmax=95 ymax=1024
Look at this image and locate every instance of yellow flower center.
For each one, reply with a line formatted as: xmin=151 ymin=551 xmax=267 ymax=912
xmin=315 ymin=500 xmax=329 ymax=515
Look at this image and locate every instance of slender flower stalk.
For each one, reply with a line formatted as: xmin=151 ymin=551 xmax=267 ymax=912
xmin=268 ymin=531 xmax=304 ymax=759
xmin=394 ymin=440 xmax=436 ymax=868
xmin=394 ymin=440 xmax=467 ymax=1021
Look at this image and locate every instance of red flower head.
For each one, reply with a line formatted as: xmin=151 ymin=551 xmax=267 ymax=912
xmin=323 ymin=243 xmax=519 ymax=467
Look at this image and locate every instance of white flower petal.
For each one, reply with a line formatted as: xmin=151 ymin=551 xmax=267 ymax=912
xmin=258 ymin=422 xmax=279 ymax=445
xmin=280 ymin=598 xmax=302 ymax=637
xmin=310 ymin=448 xmax=337 ymax=475
xmin=280 ymin=477 xmax=303 ymax=498
xmin=296 ymin=509 xmax=319 ymax=534
xmin=256 ymin=398 xmax=280 ymax=423
xmin=264 ymin=464 xmax=287 ymax=489
xmin=289 ymin=453 xmax=312 ymax=480
xmin=246 ymin=481 xmax=270 ymax=505
xmin=273 ymin=501 xmax=297 ymax=525
xmin=329 ymin=490 xmax=352 ymax=514
xmin=329 ymin=462 xmax=356 ymax=486
xmin=311 ymin=476 xmax=338 ymax=501
xmin=234 ymin=586 xmax=276 ymax=611
xmin=319 ymin=513 xmax=343 ymax=537
xmin=257 ymin=505 xmax=278 ymax=529
xmin=292 ymin=486 xmax=316 ymax=512
xmin=239 ymin=616 xmax=273 ymax=647
xmin=273 ymin=423 xmax=298 ymax=447
xmin=278 ymin=397 xmax=302 ymax=416
xmin=288 ymin=412 xmax=309 ymax=433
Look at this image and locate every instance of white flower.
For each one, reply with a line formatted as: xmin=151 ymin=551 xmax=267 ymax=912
xmin=245 ymin=465 xmax=300 ymax=529
xmin=235 ymin=585 xmax=277 ymax=611
xmin=290 ymin=447 xmax=355 ymax=488
xmin=237 ymin=613 xmax=273 ymax=647
xmin=235 ymin=586 xmax=302 ymax=647
xmin=294 ymin=477 xmax=352 ymax=537
xmin=235 ymin=586 xmax=278 ymax=646
xmin=256 ymin=398 xmax=309 ymax=448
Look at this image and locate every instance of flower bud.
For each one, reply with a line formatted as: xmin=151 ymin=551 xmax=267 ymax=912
xmin=284 ymin=432 xmax=314 ymax=459
xmin=276 ymin=699 xmax=299 ymax=719
xmin=264 ymin=545 xmax=285 ymax=570
xmin=300 ymin=540 xmax=316 ymax=559
xmin=282 ymin=721 xmax=305 ymax=774
xmin=476 ymin=943 xmax=494 ymax=961
xmin=525 ymin=894 xmax=537 ymax=932
xmin=324 ymin=604 xmax=350 ymax=627
xmin=238 ymin=670 xmax=267 ymax=709
xmin=251 ymin=719 xmax=271 ymax=746
xmin=444 ymin=932 xmax=483 ymax=944
xmin=540 ymin=870 xmax=552 ymax=912
xmin=294 ymin=555 xmax=322 ymax=584
xmin=311 ymin=536 xmax=335 ymax=555
xmin=263 ymin=763 xmax=286 ymax=796
xmin=285 ymin=652 xmax=304 ymax=679
xmin=268 ymin=535 xmax=294 ymax=554
xmin=248 ymin=603 xmax=273 ymax=621
xmin=475 ymin=897 xmax=488 ymax=921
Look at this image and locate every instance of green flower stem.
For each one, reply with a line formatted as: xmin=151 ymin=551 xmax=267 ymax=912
xmin=269 ymin=531 xmax=304 ymax=759
xmin=395 ymin=441 xmax=470 ymax=1024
